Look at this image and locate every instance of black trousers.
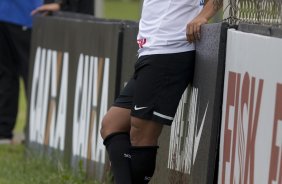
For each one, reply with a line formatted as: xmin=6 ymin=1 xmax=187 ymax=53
xmin=0 ymin=21 xmax=31 ymax=139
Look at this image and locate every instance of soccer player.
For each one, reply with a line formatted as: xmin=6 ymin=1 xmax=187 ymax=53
xmin=100 ymin=0 xmax=222 ymax=183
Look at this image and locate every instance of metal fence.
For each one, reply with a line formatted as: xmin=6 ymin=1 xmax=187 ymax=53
xmin=216 ymin=0 xmax=282 ymax=26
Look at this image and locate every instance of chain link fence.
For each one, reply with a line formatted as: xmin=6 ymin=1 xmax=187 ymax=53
xmin=214 ymin=0 xmax=282 ymax=26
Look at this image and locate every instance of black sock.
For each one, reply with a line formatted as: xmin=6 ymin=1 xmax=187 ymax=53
xmin=130 ymin=146 xmax=159 ymax=184
xmin=103 ymin=132 xmax=132 ymax=184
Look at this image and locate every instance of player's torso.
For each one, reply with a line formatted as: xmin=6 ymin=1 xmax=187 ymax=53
xmin=137 ymin=0 xmax=204 ymax=56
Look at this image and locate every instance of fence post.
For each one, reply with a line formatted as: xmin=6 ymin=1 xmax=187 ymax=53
xmin=223 ymin=0 xmax=229 ymax=20
xmin=95 ymin=0 xmax=104 ymax=17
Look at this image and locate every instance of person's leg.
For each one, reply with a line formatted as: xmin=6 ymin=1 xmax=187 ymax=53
xmin=9 ymin=25 xmax=31 ymax=93
xmin=101 ymin=51 xmax=195 ymax=183
xmin=8 ymin=23 xmax=31 ymax=144
xmin=130 ymin=117 xmax=163 ymax=184
xmin=100 ymin=107 xmax=131 ymax=139
xmin=128 ymin=51 xmax=196 ymax=183
xmin=100 ymin=106 xmax=132 ymax=184
xmin=101 ymin=76 xmax=136 ymax=184
xmin=0 ymin=22 xmax=21 ymax=141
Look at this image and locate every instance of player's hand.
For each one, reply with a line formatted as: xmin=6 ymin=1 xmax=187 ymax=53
xmin=31 ymin=3 xmax=61 ymax=16
xmin=186 ymin=16 xmax=208 ymax=43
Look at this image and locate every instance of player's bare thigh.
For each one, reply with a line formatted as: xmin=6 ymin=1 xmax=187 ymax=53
xmin=100 ymin=106 xmax=131 ymax=139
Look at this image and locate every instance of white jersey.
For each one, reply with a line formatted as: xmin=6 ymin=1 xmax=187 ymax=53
xmin=137 ymin=0 xmax=204 ymax=57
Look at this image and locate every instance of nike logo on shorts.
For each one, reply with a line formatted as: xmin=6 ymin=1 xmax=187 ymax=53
xmin=134 ymin=105 xmax=148 ymax=111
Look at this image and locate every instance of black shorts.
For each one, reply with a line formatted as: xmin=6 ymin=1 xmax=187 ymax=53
xmin=114 ymin=51 xmax=195 ymax=125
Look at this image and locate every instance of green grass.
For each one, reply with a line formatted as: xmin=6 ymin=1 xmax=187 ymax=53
xmin=14 ymin=80 xmax=26 ymax=134
xmin=104 ymin=0 xmax=141 ymax=21
xmin=0 ymin=144 xmax=100 ymax=184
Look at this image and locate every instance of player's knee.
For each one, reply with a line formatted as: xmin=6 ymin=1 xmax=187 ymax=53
xmin=100 ymin=112 xmax=131 ymax=140
xmin=100 ymin=114 xmax=111 ymax=139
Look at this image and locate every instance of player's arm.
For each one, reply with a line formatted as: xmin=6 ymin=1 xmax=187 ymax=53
xmin=186 ymin=0 xmax=223 ymax=43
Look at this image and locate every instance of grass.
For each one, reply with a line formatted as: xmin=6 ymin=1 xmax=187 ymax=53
xmin=104 ymin=0 xmax=141 ymax=21
xmin=0 ymin=144 xmax=99 ymax=184
xmin=0 ymin=1 xmax=141 ymax=183
xmin=14 ymin=80 xmax=26 ymax=134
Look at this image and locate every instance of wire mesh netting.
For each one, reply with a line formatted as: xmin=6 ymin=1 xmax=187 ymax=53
xmin=214 ymin=0 xmax=282 ymax=26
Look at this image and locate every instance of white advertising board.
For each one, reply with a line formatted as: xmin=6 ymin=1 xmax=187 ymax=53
xmin=218 ymin=29 xmax=282 ymax=184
